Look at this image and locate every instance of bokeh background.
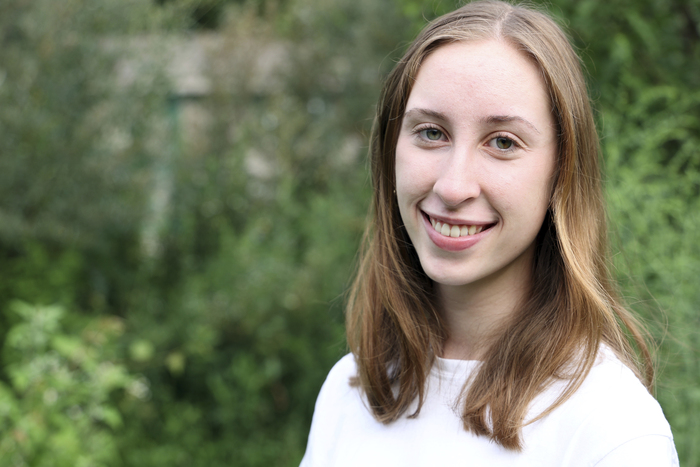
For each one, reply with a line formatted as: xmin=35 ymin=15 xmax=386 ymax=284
xmin=0 ymin=0 xmax=698 ymax=465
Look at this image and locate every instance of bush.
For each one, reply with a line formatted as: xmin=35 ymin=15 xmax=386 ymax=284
xmin=0 ymin=302 xmax=137 ymax=467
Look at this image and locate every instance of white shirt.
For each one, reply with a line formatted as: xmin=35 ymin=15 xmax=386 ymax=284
xmin=301 ymin=349 xmax=678 ymax=466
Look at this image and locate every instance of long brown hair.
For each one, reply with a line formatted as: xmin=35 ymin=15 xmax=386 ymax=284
xmin=346 ymin=0 xmax=654 ymax=451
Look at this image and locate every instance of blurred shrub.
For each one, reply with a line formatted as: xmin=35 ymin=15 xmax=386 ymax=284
xmin=549 ymin=0 xmax=700 ymax=462
xmin=113 ymin=0 xmax=404 ymax=463
xmin=602 ymin=80 xmax=700 ymax=467
xmin=0 ymin=301 xmax=136 ymax=467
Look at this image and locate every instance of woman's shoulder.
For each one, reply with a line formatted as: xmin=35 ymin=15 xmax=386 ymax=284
xmin=327 ymin=353 xmax=357 ymax=377
xmin=309 ymin=353 xmax=360 ymax=417
xmin=300 ymin=354 xmax=362 ymax=467
xmin=574 ymin=347 xmax=670 ymax=431
xmin=318 ymin=353 xmax=357 ymax=395
xmin=526 ymin=346 xmax=677 ymax=465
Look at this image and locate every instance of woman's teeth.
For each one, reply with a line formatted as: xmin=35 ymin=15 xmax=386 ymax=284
xmin=430 ymin=217 xmax=484 ymax=238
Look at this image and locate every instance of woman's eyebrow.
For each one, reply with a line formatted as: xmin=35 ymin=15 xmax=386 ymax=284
xmin=403 ymin=108 xmax=449 ymax=122
xmin=404 ymin=109 xmax=542 ymax=135
xmin=481 ymin=115 xmax=541 ymax=134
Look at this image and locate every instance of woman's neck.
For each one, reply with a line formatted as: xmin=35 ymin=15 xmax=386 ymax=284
xmin=437 ymin=251 xmax=534 ymax=360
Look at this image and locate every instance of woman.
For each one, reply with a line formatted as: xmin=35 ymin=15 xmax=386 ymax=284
xmin=301 ymin=1 xmax=678 ymax=465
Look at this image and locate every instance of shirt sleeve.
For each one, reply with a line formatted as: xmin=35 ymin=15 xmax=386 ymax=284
xmin=594 ymin=435 xmax=679 ymax=467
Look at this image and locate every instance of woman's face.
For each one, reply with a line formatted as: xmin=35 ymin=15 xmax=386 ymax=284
xmin=395 ymin=40 xmax=557 ymax=290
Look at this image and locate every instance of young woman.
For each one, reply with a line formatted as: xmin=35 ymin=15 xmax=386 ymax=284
xmin=301 ymin=1 xmax=678 ymax=465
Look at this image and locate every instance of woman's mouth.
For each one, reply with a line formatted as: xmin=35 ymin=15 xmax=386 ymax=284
xmin=424 ymin=213 xmax=495 ymax=238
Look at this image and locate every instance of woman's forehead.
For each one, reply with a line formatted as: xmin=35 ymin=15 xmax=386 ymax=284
xmin=405 ymin=40 xmax=555 ymax=135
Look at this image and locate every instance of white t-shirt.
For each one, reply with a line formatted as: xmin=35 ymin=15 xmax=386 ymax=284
xmin=301 ymin=349 xmax=678 ymax=466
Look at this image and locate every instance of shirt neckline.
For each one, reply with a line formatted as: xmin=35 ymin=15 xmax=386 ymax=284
xmin=432 ymin=355 xmax=480 ymax=378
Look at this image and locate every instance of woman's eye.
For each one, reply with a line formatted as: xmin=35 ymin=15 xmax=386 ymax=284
xmin=495 ymin=137 xmax=513 ymax=149
xmin=420 ymin=128 xmax=444 ymax=141
xmin=488 ymin=136 xmax=517 ymax=151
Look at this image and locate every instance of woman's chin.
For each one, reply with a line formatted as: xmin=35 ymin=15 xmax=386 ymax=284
xmin=422 ymin=267 xmax=478 ymax=288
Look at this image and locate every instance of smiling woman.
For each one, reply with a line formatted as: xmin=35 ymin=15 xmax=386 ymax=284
xmin=300 ymin=1 xmax=678 ymax=465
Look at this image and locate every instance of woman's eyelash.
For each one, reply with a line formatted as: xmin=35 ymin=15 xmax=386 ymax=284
xmin=412 ymin=124 xmax=441 ymax=133
xmin=489 ymin=133 xmax=520 ymax=151
xmin=412 ymin=124 xmax=446 ymax=141
xmin=410 ymin=126 xmax=521 ymax=151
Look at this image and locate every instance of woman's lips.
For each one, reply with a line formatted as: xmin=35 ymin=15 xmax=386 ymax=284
xmin=422 ymin=212 xmax=495 ymax=251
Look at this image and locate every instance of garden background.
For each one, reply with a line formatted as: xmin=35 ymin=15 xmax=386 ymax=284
xmin=0 ymin=0 xmax=698 ymax=465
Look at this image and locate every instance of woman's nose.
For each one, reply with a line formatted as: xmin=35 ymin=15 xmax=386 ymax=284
xmin=432 ymin=149 xmax=482 ymax=207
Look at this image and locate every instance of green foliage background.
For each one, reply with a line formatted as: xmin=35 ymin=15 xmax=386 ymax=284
xmin=0 ymin=0 xmax=698 ymax=465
